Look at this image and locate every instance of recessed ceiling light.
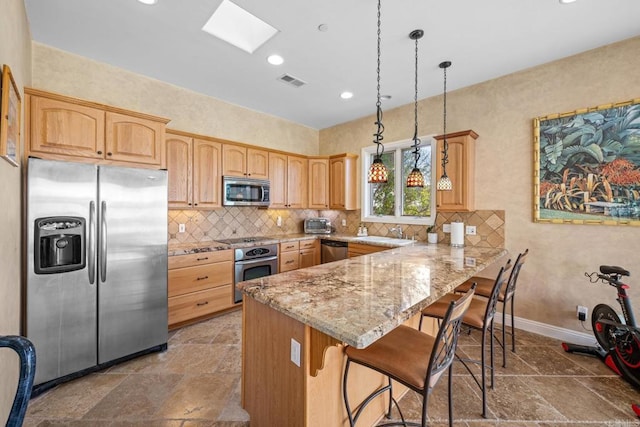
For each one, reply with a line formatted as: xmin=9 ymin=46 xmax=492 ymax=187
xmin=340 ymin=92 xmax=353 ymax=100
xmin=318 ymin=24 xmax=329 ymax=32
xmin=380 ymin=95 xmax=392 ymax=101
xmin=559 ymin=0 xmax=577 ymax=3
xmin=267 ymin=54 xmax=284 ymax=65
xmin=202 ymin=0 xmax=279 ymax=54
xmin=138 ymin=0 xmax=157 ymax=4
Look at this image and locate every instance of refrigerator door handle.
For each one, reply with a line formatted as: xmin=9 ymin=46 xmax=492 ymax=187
xmin=100 ymin=201 xmax=108 ymax=282
xmin=88 ymin=201 xmax=96 ymax=284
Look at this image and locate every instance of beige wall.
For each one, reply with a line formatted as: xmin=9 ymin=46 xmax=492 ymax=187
xmin=31 ymin=43 xmax=319 ymax=156
xmin=321 ymin=36 xmax=640 ymax=331
xmin=0 ymin=0 xmax=31 ymax=422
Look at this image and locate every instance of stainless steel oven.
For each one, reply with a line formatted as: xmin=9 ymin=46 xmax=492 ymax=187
xmin=218 ymin=240 xmax=278 ymax=303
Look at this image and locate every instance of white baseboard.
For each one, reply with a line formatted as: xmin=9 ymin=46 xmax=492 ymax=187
xmin=495 ymin=312 xmax=598 ymax=347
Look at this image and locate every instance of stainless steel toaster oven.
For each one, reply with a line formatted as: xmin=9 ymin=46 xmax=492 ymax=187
xmin=304 ymin=218 xmax=332 ymax=234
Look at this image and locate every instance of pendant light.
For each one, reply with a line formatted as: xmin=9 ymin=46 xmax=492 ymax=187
xmin=436 ymin=60 xmax=453 ymax=191
xmin=367 ymin=0 xmax=388 ymax=184
xmin=406 ymin=29 xmax=425 ymax=188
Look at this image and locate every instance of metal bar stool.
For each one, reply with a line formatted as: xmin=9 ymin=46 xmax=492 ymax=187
xmin=342 ymin=286 xmax=475 ymax=427
xmin=419 ymin=261 xmax=510 ymax=418
xmin=1 ymin=335 xmax=36 ymax=427
xmin=454 ymin=249 xmax=528 ymax=367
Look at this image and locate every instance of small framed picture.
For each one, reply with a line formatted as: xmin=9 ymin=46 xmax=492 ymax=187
xmin=0 ymin=64 xmax=21 ymax=167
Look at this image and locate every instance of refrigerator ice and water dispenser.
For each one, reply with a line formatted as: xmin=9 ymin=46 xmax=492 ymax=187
xmin=34 ymin=216 xmax=85 ymax=274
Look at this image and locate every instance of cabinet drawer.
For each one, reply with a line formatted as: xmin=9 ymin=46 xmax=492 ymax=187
xmin=280 ymin=241 xmax=299 ymax=252
xmin=168 ymin=285 xmax=232 ymax=326
xmin=168 ymin=249 xmax=232 ymax=269
xmin=168 ymin=262 xmax=232 ymax=297
xmin=299 ymin=239 xmax=316 ymax=250
xmin=280 ymin=250 xmax=299 ymax=272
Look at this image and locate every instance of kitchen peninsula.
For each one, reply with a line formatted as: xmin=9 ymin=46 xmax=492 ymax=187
xmin=239 ymin=243 xmax=507 ymax=427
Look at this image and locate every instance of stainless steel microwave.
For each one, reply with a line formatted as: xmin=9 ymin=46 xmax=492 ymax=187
xmin=223 ymin=176 xmax=270 ymax=206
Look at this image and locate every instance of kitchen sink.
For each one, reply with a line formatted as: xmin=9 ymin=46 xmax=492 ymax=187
xmin=354 ymin=236 xmax=416 ymax=246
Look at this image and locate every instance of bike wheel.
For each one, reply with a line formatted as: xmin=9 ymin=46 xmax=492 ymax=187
xmin=611 ymin=348 xmax=640 ymax=391
xmin=591 ymin=304 xmax=621 ymax=350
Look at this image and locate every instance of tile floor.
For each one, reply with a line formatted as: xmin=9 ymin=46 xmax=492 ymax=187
xmin=23 ymin=309 xmax=640 ymax=426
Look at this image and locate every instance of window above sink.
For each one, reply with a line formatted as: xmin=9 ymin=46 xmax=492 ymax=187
xmin=361 ymin=136 xmax=436 ymax=226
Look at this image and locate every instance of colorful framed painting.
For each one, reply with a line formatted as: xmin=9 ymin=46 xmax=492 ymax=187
xmin=534 ymin=98 xmax=640 ymax=226
xmin=0 ymin=64 xmax=21 ymax=167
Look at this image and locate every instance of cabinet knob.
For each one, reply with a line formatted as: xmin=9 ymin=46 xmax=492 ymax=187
xmin=107 ymin=152 xmax=112 ymax=156
xmin=196 ymin=301 xmax=209 ymax=307
xmin=194 ymin=203 xmax=198 ymax=206
xmin=97 ymin=151 xmax=102 ymax=155
xmin=247 ymin=173 xmax=251 ymax=176
xmin=196 ymin=276 xmax=209 ymax=281
xmin=196 ymin=257 xmax=209 ymax=261
xmin=286 ymin=260 xmax=294 ymax=264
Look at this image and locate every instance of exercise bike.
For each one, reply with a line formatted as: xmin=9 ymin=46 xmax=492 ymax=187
xmin=562 ymin=265 xmax=640 ymax=417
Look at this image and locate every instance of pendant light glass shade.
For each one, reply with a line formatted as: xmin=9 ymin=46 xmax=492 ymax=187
xmin=436 ymin=174 xmax=452 ymax=190
xmin=406 ymin=29 xmax=424 ymax=188
xmin=407 ymin=167 xmax=425 ymax=187
xmin=437 ymin=60 xmax=453 ymax=191
xmin=367 ymin=0 xmax=388 ymax=184
xmin=368 ymin=158 xmax=388 ymax=183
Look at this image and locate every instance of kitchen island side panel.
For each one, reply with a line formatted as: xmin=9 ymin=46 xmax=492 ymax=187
xmin=242 ymin=296 xmax=305 ymax=427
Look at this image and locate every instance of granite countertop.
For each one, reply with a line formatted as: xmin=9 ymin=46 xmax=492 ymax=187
xmin=168 ymin=242 xmax=231 ymax=256
xmin=238 ymin=244 xmax=507 ymax=348
xmin=168 ymin=233 xmax=417 ymax=255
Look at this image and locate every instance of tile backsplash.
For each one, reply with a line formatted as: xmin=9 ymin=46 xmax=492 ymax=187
xmin=168 ymin=208 xmax=504 ymax=248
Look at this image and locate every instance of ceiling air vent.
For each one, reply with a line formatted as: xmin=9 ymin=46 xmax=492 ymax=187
xmin=278 ymin=74 xmax=306 ymax=88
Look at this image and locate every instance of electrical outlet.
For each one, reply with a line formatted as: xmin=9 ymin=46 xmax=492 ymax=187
xmin=465 ymin=225 xmax=477 ymax=235
xmin=342 ymin=219 xmax=347 ymax=226
xmin=290 ymin=338 xmax=301 ymax=367
xmin=443 ymin=223 xmax=451 ymax=233
xmin=276 ymin=216 xmax=282 ymax=227
xmin=178 ymin=223 xmax=186 ymax=233
xmin=577 ymin=305 xmax=588 ymax=321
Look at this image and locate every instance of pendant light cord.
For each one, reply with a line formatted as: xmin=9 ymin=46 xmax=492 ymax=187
xmin=412 ymin=33 xmax=421 ymax=168
xmin=442 ymin=62 xmax=449 ymax=173
xmin=373 ymin=0 xmax=384 ymax=159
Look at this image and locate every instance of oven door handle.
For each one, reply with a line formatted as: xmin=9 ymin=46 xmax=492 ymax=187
xmin=235 ymin=255 xmax=278 ymax=265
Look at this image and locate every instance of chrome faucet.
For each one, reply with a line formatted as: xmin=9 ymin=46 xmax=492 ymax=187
xmin=389 ymin=225 xmax=403 ymax=239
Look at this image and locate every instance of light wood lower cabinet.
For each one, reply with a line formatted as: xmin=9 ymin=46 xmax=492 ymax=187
xmin=168 ymin=250 xmax=233 ymax=328
xmin=347 ymin=242 xmax=387 ymax=258
xmin=279 ymin=239 xmax=319 ymax=272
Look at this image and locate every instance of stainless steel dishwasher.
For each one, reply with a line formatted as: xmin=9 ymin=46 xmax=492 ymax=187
xmin=321 ymin=239 xmax=348 ymax=263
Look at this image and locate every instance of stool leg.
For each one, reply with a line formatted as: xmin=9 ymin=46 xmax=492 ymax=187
xmin=502 ymin=303 xmax=507 ymax=368
xmin=343 ymin=359 xmax=356 ymax=427
xmin=447 ymin=365 xmax=453 ymax=427
xmin=511 ymin=296 xmax=516 ymax=353
xmin=481 ymin=327 xmax=488 ymax=418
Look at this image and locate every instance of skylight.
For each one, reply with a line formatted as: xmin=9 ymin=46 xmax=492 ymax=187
xmin=202 ymin=0 xmax=279 ymax=54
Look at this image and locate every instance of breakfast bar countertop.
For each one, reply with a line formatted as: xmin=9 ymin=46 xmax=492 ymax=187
xmin=238 ymin=243 xmax=507 ymax=348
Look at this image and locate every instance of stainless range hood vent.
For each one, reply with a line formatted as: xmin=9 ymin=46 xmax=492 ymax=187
xmin=278 ymin=73 xmax=306 ymax=88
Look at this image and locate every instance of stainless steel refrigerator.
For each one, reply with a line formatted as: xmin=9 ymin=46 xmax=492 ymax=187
xmin=26 ymin=158 xmax=168 ymax=389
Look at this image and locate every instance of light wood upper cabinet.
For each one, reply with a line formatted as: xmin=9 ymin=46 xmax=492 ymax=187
xmin=167 ymin=131 xmax=222 ymax=209
xmin=27 ymin=89 xmax=168 ymax=168
xmin=308 ymin=157 xmax=329 ymax=209
xmin=329 ymin=153 xmax=358 ymax=210
xmin=269 ymin=153 xmax=308 ymax=209
xmin=193 ymin=139 xmax=222 ymax=209
xmin=105 ymin=112 xmax=164 ymax=165
xmin=30 ymin=96 xmax=105 ymax=160
xmin=435 ymin=130 xmax=478 ymax=212
xmin=222 ymin=144 xmax=269 ymax=179
xmin=269 ymin=152 xmax=288 ymax=208
xmin=286 ymin=155 xmax=308 ymax=209
xmin=166 ymin=133 xmax=192 ymax=208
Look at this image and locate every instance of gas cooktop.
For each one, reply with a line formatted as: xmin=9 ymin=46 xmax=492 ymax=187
xmin=215 ymin=236 xmax=274 ymax=245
